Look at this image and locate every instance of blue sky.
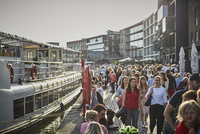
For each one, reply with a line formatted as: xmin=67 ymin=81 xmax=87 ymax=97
xmin=0 ymin=0 xmax=157 ymax=48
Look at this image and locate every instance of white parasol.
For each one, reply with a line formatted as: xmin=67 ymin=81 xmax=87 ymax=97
xmin=179 ymin=47 xmax=185 ymax=78
xmin=191 ymin=43 xmax=199 ymax=73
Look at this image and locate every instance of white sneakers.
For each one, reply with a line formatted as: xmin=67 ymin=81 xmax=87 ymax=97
xmin=142 ymin=121 xmax=148 ymax=128
xmin=108 ymin=124 xmax=118 ymax=129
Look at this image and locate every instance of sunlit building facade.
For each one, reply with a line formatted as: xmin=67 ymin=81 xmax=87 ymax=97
xmin=154 ymin=0 xmax=188 ymax=65
xmin=120 ymin=21 xmax=144 ymax=60
xmin=86 ymin=35 xmax=105 ymax=62
xmin=143 ymin=13 xmax=159 ymax=60
xmin=67 ymin=39 xmax=87 ymax=59
xmin=104 ymin=30 xmax=121 ymax=62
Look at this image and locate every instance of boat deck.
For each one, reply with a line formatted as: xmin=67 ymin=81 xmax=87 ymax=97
xmin=56 ymin=85 xmax=158 ymax=134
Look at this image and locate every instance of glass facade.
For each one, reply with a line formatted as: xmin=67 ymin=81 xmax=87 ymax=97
xmin=130 ymin=48 xmax=143 ymax=58
xmin=130 ymin=25 xmax=143 ymax=34
xmin=86 ymin=37 xmax=103 ymax=45
xmin=130 ymin=40 xmax=143 ymax=48
xmin=130 ymin=32 xmax=143 ymax=41
xmin=86 ymin=37 xmax=105 ymax=60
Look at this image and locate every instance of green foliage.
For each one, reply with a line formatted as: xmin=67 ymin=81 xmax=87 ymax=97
xmin=25 ymin=61 xmax=32 ymax=64
xmin=51 ymin=63 xmax=60 ymax=65
xmin=34 ymin=62 xmax=42 ymax=65
xmin=114 ymin=60 xmax=118 ymax=65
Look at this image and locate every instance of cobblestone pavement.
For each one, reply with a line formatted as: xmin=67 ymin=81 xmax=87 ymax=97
xmin=104 ymin=85 xmax=159 ymax=134
xmin=57 ymin=85 xmax=161 ymax=134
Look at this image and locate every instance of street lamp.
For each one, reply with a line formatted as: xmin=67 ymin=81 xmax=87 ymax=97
xmin=153 ymin=38 xmax=162 ymax=63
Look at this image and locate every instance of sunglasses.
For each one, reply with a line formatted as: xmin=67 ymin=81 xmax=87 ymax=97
xmin=101 ymin=113 xmax=105 ymax=116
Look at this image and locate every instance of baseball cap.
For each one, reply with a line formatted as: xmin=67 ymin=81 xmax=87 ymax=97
xmin=190 ymin=73 xmax=200 ymax=81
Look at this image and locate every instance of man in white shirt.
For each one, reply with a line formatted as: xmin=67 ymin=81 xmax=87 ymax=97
xmin=96 ymin=82 xmax=104 ymax=99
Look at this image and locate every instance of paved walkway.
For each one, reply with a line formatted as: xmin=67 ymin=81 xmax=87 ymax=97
xmin=56 ymin=85 xmax=159 ymax=134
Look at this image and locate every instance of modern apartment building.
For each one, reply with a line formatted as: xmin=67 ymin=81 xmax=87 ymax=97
xmin=86 ymin=35 xmax=106 ymax=62
xmin=143 ymin=13 xmax=159 ymax=60
xmin=66 ymin=39 xmax=87 ymax=59
xmin=153 ymin=0 xmax=188 ymax=65
xmin=120 ymin=21 xmax=144 ymax=60
xmin=104 ymin=30 xmax=121 ymax=62
xmin=188 ymin=0 xmax=200 ymax=56
xmin=85 ymin=30 xmax=120 ymax=63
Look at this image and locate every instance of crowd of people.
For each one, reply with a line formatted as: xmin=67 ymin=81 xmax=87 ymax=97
xmin=80 ymin=63 xmax=200 ymax=134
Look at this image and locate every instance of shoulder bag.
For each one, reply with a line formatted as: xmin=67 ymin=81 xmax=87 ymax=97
xmin=144 ymin=87 xmax=153 ymax=106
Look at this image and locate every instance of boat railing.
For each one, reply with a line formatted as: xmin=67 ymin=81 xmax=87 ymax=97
xmin=0 ymin=58 xmax=81 ymax=83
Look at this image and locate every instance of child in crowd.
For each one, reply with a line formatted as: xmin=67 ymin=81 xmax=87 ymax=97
xmin=96 ymin=82 xmax=104 ymax=99
xmin=175 ymin=90 xmax=197 ymax=127
xmin=85 ymin=122 xmax=104 ymax=134
xmin=175 ymin=100 xmax=200 ymax=134
xmin=147 ymin=75 xmax=154 ymax=87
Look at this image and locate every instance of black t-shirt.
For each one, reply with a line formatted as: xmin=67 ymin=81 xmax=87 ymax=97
xmin=169 ymin=87 xmax=188 ymax=108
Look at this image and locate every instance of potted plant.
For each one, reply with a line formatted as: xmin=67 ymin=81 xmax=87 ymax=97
xmin=35 ymin=61 xmax=42 ymax=68
xmin=24 ymin=61 xmax=33 ymax=68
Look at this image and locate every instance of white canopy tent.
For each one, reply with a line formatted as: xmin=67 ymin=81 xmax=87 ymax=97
xmin=118 ymin=57 xmax=132 ymax=62
xmin=140 ymin=57 xmax=156 ymax=61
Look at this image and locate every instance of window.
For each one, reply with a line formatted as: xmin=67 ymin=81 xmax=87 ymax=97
xmin=27 ymin=51 xmax=33 ymax=61
xmin=25 ymin=95 xmax=34 ymax=114
xmin=49 ymin=90 xmax=53 ymax=103
xmin=54 ymin=89 xmax=58 ymax=101
xmin=112 ymin=42 xmax=114 ymax=46
xmin=58 ymin=88 xmax=62 ymax=99
xmin=195 ymin=31 xmax=198 ymax=41
xmin=35 ymin=93 xmax=41 ymax=110
xmin=195 ymin=9 xmax=198 ymax=25
xmin=144 ymin=48 xmax=146 ymax=55
xmin=62 ymin=87 xmax=65 ymax=97
xmin=112 ymin=47 xmax=114 ymax=52
xmin=14 ymin=98 xmax=24 ymax=119
xmin=191 ymin=32 xmax=194 ymax=42
xmin=43 ymin=91 xmax=48 ymax=107
xmin=51 ymin=51 xmax=57 ymax=62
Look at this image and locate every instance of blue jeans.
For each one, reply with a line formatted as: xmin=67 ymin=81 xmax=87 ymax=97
xmin=126 ymin=108 xmax=139 ymax=128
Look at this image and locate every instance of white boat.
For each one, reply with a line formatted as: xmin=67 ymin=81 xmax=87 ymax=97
xmin=0 ymin=31 xmax=82 ymax=133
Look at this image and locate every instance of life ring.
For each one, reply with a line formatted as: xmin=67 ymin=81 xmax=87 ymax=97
xmin=6 ymin=63 xmax=14 ymax=83
xmin=31 ymin=64 xmax=37 ymax=80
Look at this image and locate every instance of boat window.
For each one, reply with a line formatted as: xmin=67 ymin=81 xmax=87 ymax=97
xmin=1 ymin=44 xmax=20 ymax=57
xmin=25 ymin=95 xmax=34 ymax=114
xmin=43 ymin=91 xmax=48 ymax=107
xmin=35 ymin=93 xmax=41 ymax=110
xmin=39 ymin=50 xmax=48 ymax=62
xmin=62 ymin=87 xmax=66 ymax=97
xmin=54 ymin=89 xmax=58 ymax=101
xmin=49 ymin=90 xmax=53 ymax=104
xmin=58 ymin=88 xmax=62 ymax=99
xmin=68 ymin=83 xmax=71 ymax=93
xmin=69 ymin=51 xmax=73 ymax=63
xmin=50 ymin=51 xmax=57 ymax=62
xmin=27 ymin=51 xmax=33 ymax=61
xmin=14 ymin=98 xmax=24 ymax=119
xmin=65 ymin=85 xmax=69 ymax=94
